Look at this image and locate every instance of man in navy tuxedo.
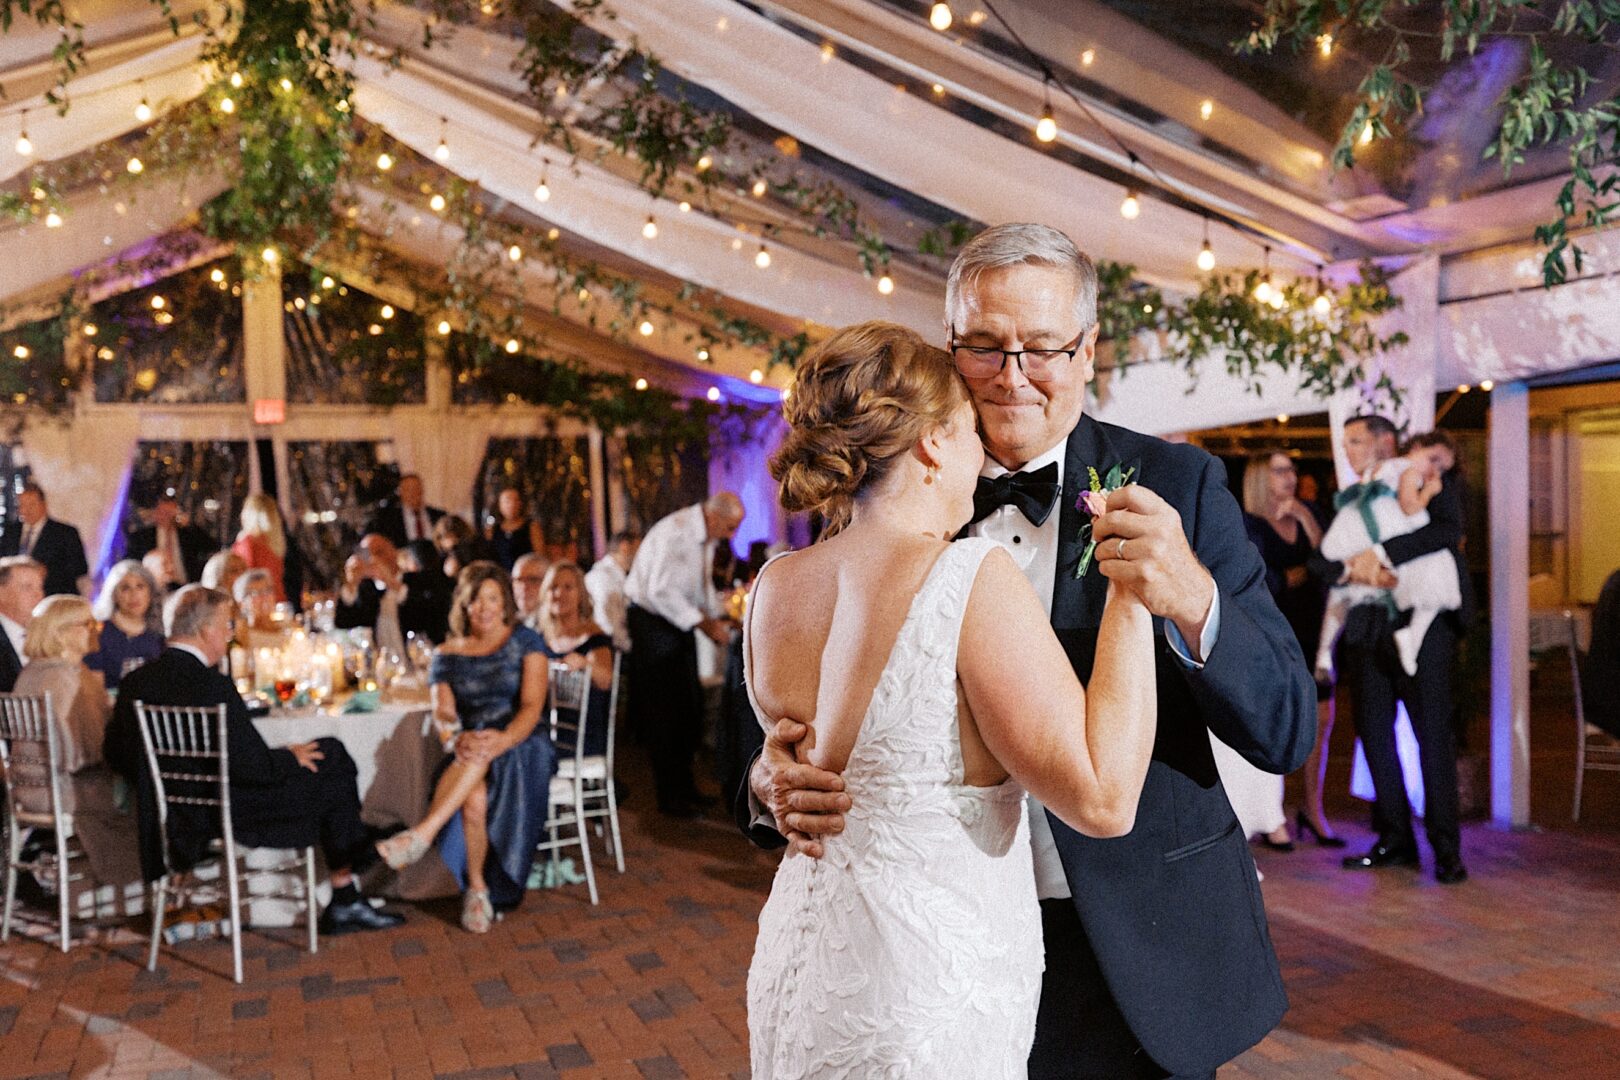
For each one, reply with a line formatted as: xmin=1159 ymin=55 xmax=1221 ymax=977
xmin=741 ymin=224 xmax=1314 ymax=1078
xmin=0 ymin=484 xmax=88 ymax=597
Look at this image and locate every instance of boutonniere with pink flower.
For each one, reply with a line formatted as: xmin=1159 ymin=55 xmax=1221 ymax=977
xmin=1075 ymin=463 xmax=1136 ymax=578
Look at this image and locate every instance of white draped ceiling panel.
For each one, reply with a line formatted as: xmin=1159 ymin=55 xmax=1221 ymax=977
xmin=532 ymin=0 xmax=1296 ymax=293
xmin=348 ymin=53 xmax=941 ymax=336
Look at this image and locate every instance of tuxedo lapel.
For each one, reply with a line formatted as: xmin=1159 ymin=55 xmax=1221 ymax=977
xmin=1052 ymin=416 xmax=1108 ymax=629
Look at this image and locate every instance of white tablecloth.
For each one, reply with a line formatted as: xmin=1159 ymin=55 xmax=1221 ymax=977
xmin=247 ymin=700 xmax=457 ymax=924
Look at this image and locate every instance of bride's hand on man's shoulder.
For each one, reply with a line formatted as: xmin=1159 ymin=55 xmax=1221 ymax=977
xmin=752 ymin=716 xmax=850 ymax=859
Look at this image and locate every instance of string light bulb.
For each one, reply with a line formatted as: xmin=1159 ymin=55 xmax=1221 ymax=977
xmin=261 ymin=246 xmax=278 ymax=265
xmin=697 ymin=347 xmax=711 ymax=361
xmin=82 ymin=323 xmax=97 ymax=337
xmin=279 ymin=77 xmax=293 ymax=92
xmin=877 ymin=274 xmax=895 ymax=295
xmin=929 ymin=3 xmax=953 ymax=31
xmin=754 ymin=244 xmax=772 ymax=269
xmin=635 ymin=377 xmax=649 ymax=391
xmin=15 ymin=128 xmax=31 ymax=157
xmin=750 ymin=369 xmax=765 ymax=384
xmin=1197 ymin=240 xmax=1215 ymax=273
xmin=376 ymin=151 xmax=393 ymax=171
xmin=534 ymin=161 xmax=551 ymax=202
xmin=1318 ymin=33 xmax=1334 ymax=57
xmin=211 ymin=268 xmax=226 ymax=283
xmin=1481 ymin=379 xmax=1495 ymax=391
xmin=642 ymin=215 xmax=658 ymax=239
xmin=678 ymin=200 xmax=691 ymax=212
xmin=508 ymin=244 xmax=523 ymax=262
xmin=13 ymin=345 xmax=28 ymax=360
xmin=437 ymin=320 xmax=452 ymax=335
xmin=1035 ymin=102 xmax=1057 ymax=143
xmin=127 ymin=156 xmax=144 ymax=174
xmin=429 ymin=193 xmax=446 ymax=212
xmin=639 ymin=319 xmax=655 ymax=336
xmin=229 ymin=71 xmax=243 ymax=89
xmin=1312 ymin=266 xmax=1332 ymax=316
xmin=707 ymin=386 xmax=722 ymax=402
xmin=505 ymin=338 xmax=521 ymax=354
xmin=696 ymin=154 xmax=712 ymax=172
xmin=752 ymin=178 xmax=768 ymax=197
xmin=150 ymin=295 xmax=166 ymax=311
xmin=1081 ymin=48 xmax=1096 ymax=66
xmin=380 ymin=304 xmax=395 ymax=319
xmin=218 ymin=95 xmax=235 ymax=114
xmin=435 ymin=135 xmax=450 ymax=161
xmin=1359 ymin=120 xmax=1375 ymax=146
xmin=43 ymin=211 xmax=62 ymax=228
xmin=1119 ymin=190 xmax=1141 ymax=220
xmin=1254 ymin=246 xmax=1274 ymax=304
xmin=135 ymin=96 xmax=153 ymax=123
xmin=1199 ymin=99 xmax=1214 ymax=122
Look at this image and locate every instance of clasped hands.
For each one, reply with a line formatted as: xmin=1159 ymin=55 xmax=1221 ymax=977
xmin=751 ymin=483 xmax=1214 ymax=858
xmin=1343 ymin=549 xmax=1397 ymax=590
xmin=449 ymin=727 xmax=508 ymax=765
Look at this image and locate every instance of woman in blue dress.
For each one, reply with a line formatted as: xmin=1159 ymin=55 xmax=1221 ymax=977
xmin=376 ymin=561 xmax=556 ymax=932
xmin=85 ymin=560 xmax=165 ymax=689
xmin=534 ymin=561 xmax=616 ymax=758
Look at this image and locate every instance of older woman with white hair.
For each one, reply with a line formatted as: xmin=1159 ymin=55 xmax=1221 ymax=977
xmin=85 ymin=559 xmax=164 ymax=690
xmin=12 ymin=594 xmax=140 ymax=885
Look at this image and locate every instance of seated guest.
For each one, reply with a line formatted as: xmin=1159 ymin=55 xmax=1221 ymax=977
xmin=536 ymin=561 xmax=615 ymax=757
xmin=103 ymin=585 xmax=403 ymax=935
xmin=234 ymin=568 xmax=282 ymax=650
xmin=13 ymin=595 xmax=140 ymax=886
xmin=0 ymin=556 xmax=45 ymax=691
xmin=485 ymin=486 xmax=544 ymax=572
xmin=1583 ymin=567 xmax=1620 ymax=739
xmin=200 ymin=549 xmax=248 ymax=595
xmin=365 ymin=473 xmax=444 ymax=549
xmin=374 ymin=562 xmax=554 ymax=934
xmin=512 ymin=552 xmax=551 ymax=632
xmin=335 ymin=534 xmax=409 ymax=659
xmin=0 ymin=483 xmax=88 ymax=597
xmin=399 ymin=539 xmax=452 ymax=644
xmin=231 ymin=494 xmax=288 ymax=603
xmin=86 ymin=560 xmax=165 ymax=689
xmin=433 ymin=514 xmax=491 ymax=580
xmin=126 ymin=495 xmax=212 ymax=587
xmin=584 ymin=530 xmax=638 ymax=654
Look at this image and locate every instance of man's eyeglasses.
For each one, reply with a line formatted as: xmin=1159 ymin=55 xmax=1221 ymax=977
xmin=947 ymin=325 xmax=1087 ymax=381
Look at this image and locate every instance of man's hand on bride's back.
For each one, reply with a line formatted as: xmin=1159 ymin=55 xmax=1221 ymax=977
xmin=751 ymin=717 xmax=850 ymax=859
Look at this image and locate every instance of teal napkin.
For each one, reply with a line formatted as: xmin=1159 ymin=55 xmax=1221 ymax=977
xmin=342 ymin=689 xmax=380 ymax=713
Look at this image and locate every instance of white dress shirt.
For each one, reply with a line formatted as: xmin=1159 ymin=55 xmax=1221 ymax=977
xmin=585 ymin=556 xmax=632 ymax=652
xmin=969 ymin=436 xmax=1221 ymax=900
xmin=402 ymin=507 xmax=430 ymax=544
xmin=623 ymin=504 xmax=717 ymax=632
xmin=1 ymin=613 xmax=28 ymax=664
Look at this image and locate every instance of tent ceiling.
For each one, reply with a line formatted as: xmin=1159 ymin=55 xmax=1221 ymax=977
xmin=0 ymin=0 xmax=1600 ymax=423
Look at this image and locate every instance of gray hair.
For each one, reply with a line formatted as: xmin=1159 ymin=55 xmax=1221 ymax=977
xmin=164 ymin=584 xmax=232 ymax=640
xmin=232 ymin=568 xmax=273 ymax=605
xmin=945 ymin=223 xmax=1098 ymax=331
xmin=93 ymin=559 xmax=163 ymax=632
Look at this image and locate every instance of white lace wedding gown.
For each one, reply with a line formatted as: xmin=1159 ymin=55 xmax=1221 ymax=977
xmin=745 ymin=539 xmax=1044 ymax=1079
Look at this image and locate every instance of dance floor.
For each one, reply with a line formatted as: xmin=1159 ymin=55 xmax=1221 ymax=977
xmin=2 ymin=730 xmax=1617 ymax=1079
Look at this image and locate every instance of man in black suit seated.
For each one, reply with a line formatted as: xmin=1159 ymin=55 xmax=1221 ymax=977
xmin=126 ymin=495 xmax=214 ymax=588
xmin=363 ymin=474 xmax=444 ymax=550
xmin=0 ymin=484 xmax=88 ymax=597
xmin=104 ymin=585 xmax=405 ymax=935
xmin=335 ymin=534 xmax=451 ymax=649
xmin=0 ymin=556 xmax=44 ymax=692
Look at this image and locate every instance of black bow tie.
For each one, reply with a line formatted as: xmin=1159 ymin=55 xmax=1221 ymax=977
xmin=970 ymin=462 xmax=1061 ymax=527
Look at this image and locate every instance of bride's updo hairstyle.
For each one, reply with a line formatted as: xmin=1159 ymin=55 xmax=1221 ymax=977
xmin=772 ymin=321 xmax=967 ymax=536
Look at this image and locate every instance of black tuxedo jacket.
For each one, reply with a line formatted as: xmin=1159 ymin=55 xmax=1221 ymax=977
xmin=363 ymin=503 xmax=445 ymax=549
xmin=0 ymin=517 xmax=89 ymax=596
xmin=0 ymin=629 xmax=20 ymax=693
xmin=127 ymin=523 xmax=215 ymax=585
xmin=737 ymin=414 xmax=1315 ymax=1076
xmin=334 ymin=569 xmax=450 ymax=644
xmin=106 ymin=648 xmax=308 ymax=881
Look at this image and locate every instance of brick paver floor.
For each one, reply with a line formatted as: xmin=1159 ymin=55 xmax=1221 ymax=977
xmin=3 ymin=734 xmax=1618 ymax=1079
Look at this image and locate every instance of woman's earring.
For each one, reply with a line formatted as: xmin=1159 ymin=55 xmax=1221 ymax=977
xmin=924 ymin=465 xmax=938 ymax=486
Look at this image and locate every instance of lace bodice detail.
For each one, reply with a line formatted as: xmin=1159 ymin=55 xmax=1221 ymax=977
xmin=745 ymin=538 xmax=1043 ymax=1079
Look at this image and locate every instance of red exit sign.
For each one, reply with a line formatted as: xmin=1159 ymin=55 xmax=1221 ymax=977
xmin=254 ymin=398 xmax=286 ymax=424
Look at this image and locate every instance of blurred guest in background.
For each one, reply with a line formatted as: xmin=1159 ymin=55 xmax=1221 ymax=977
xmin=1585 ymin=567 xmax=1620 ymax=739
xmin=0 ymin=483 xmax=88 ymax=597
xmin=233 ymin=568 xmax=280 ymax=648
xmin=625 ymin=493 xmax=743 ymax=817
xmin=1242 ymin=452 xmax=1339 ymax=847
xmin=434 ymin=514 xmax=492 ymax=580
xmin=536 ymin=561 xmax=615 ymax=757
xmin=584 ymin=530 xmax=638 ymax=654
xmin=375 ymin=563 xmax=554 ymax=933
xmin=512 ymin=552 xmax=551 ymax=633
xmin=200 ymin=549 xmax=248 ymax=596
xmin=399 ymin=538 xmax=453 ymax=644
xmin=486 ymin=486 xmax=544 ymax=572
xmin=14 ymin=594 xmax=139 ymax=886
xmin=86 ymin=560 xmax=164 ymax=690
xmin=232 ymin=493 xmax=288 ymax=603
xmin=0 ymin=556 xmax=45 ymax=692
xmin=127 ymin=495 xmax=212 ymax=587
xmin=366 ymin=473 xmax=444 ymax=549
xmin=335 ymin=534 xmax=408 ymax=659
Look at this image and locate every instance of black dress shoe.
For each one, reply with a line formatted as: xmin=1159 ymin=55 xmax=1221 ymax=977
xmin=1341 ymin=841 xmax=1419 ymax=870
xmin=318 ymin=899 xmax=406 ymax=935
xmin=1294 ymin=810 xmax=1348 ymax=849
xmin=1434 ymin=856 xmax=1469 ymax=885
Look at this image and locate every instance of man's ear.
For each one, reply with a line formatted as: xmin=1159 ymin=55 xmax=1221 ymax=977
xmin=1077 ymin=323 xmax=1100 ymax=384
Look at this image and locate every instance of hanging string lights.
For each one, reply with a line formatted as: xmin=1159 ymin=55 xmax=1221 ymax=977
xmin=435 ymin=117 xmax=451 ymax=161
xmin=929 ymin=3 xmax=953 ymax=32
xmin=754 ymin=244 xmax=772 ymax=268
xmin=15 ymin=111 xmax=31 ymax=157
xmin=1197 ymin=215 xmax=1216 ymax=272
xmin=1034 ymin=79 xmax=1058 ymax=143
xmin=534 ymin=159 xmax=551 ymax=202
xmin=642 ymin=215 xmax=658 ymax=239
xmin=877 ymin=273 xmax=895 ymax=295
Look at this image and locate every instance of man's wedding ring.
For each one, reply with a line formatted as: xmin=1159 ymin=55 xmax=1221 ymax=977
xmin=1116 ymin=538 xmax=1128 ymax=560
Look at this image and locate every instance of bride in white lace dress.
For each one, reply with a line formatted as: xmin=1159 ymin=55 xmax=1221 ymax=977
xmin=744 ymin=322 xmax=1158 ymax=1078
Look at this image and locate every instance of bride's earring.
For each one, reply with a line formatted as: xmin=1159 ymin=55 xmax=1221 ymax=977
xmin=924 ymin=465 xmax=938 ymax=486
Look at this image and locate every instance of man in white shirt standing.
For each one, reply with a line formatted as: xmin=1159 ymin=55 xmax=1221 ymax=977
xmin=0 ymin=555 xmax=44 ymax=692
xmin=585 ymin=529 xmax=640 ymax=654
xmin=624 ymin=495 xmax=743 ymax=817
